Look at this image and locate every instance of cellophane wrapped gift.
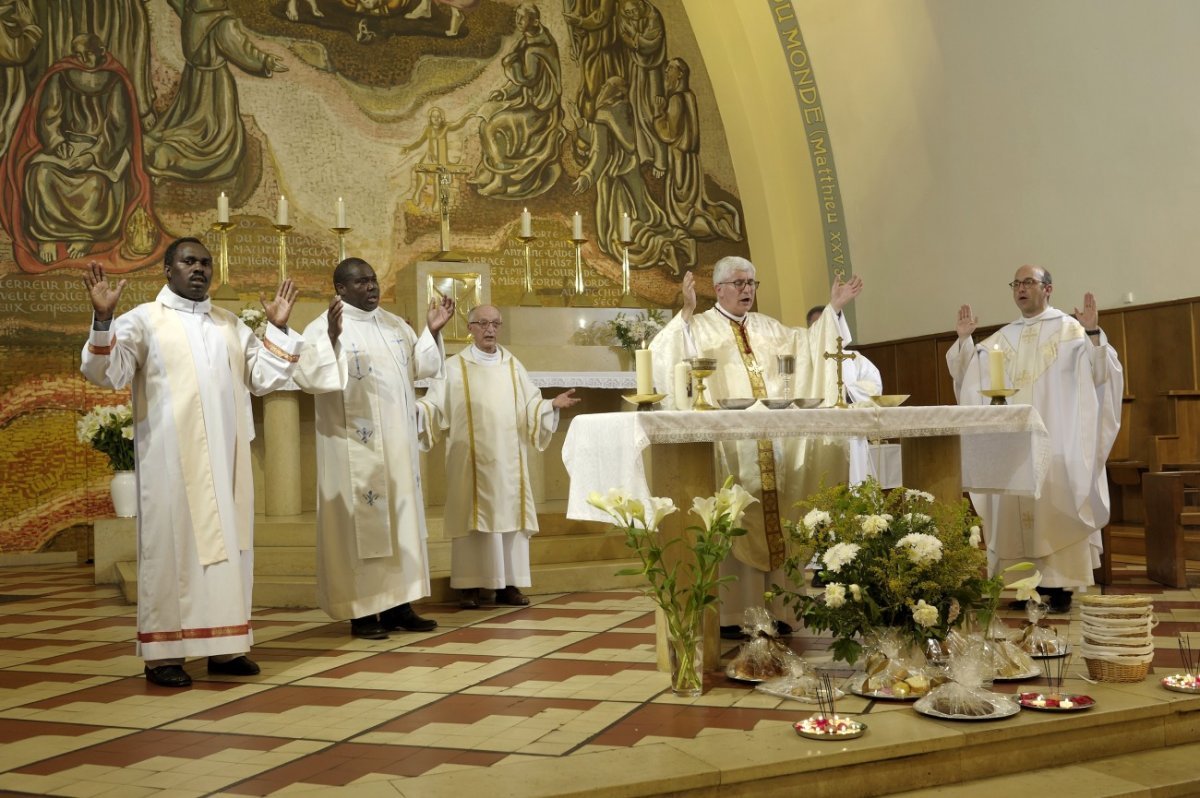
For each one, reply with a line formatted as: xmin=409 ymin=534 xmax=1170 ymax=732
xmin=755 ymin=656 xmax=844 ymax=704
xmin=726 ymin=607 xmax=803 ymax=682
xmin=852 ymin=627 xmax=941 ymax=698
xmin=916 ymin=637 xmax=1010 ymax=718
xmin=1018 ymin=601 xmax=1067 ymax=655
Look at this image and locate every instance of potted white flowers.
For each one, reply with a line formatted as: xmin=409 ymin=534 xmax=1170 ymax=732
xmin=589 ymin=477 xmax=754 ymax=696
xmin=76 ymin=404 xmax=136 ymax=516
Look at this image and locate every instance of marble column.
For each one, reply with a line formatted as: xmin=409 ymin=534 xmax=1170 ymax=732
xmin=263 ymin=391 xmax=302 ymax=516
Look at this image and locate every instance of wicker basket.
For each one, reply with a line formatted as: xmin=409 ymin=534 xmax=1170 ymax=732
xmin=1084 ymin=656 xmax=1152 ymax=683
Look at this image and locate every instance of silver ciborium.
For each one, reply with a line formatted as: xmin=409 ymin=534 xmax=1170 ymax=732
xmin=688 ymin=357 xmax=718 ymax=411
xmin=777 ymin=353 xmax=795 ymax=398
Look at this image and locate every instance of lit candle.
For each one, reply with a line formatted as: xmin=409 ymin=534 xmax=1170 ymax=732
xmin=635 ymin=344 xmax=653 ymax=396
xmin=521 ymin=207 xmax=532 ymax=238
xmin=336 ymin=197 xmax=346 ymax=228
xmin=989 ymin=344 xmax=1005 ymax=390
xmin=572 ymin=211 xmax=583 ymax=240
xmin=217 ymin=192 xmax=229 ymax=224
xmin=276 ymin=195 xmax=288 ymax=227
xmin=621 ymin=212 xmax=632 ymax=243
xmin=673 ymin=360 xmax=691 ymax=410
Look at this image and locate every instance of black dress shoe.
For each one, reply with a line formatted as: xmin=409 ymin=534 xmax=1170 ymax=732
xmin=459 ymin=588 xmax=481 ymax=609
xmin=144 ymin=664 xmax=191 ymax=688
xmin=720 ymin=625 xmax=747 ymax=641
xmin=350 ymin=616 xmax=389 ymax=640
xmin=380 ymin=603 xmax=438 ymax=632
xmin=1048 ymin=590 xmax=1073 ymax=614
xmin=496 ymin=585 xmax=530 ymax=606
xmin=207 ymin=655 xmax=261 ymax=676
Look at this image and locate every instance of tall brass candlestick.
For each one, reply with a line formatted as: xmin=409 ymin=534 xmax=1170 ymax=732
xmin=618 ymin=244 xmax=642 ymax=307
xmin=569 ymin=236 xmax=589 ymax=307
xmin=274 ymin=224 xmax=293 ymax=283
xmin=518 ymin=234 xmax=538 ymax=306
xmin=210 ymin=221 xmax=237 ymax=299
xmin=330 ymin=226 xmax=351 ymax=265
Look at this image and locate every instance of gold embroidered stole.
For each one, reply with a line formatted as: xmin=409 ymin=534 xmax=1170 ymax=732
xmin=149 ymin=302 xmax=251 ymax=565
xmin=459 ymin=353 xmax=531 ymax=529
xmin=728 ymin=318 xmax=786 ymax=570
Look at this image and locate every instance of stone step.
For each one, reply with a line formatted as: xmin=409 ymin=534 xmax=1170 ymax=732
xmin=891 ymin=740 xmax=1200 ymax=797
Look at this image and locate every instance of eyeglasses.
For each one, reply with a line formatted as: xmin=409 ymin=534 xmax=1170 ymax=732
xmin=469 ymin=320 xmax=503 ymax=330
xmin=717 ymin=279 xmax=760 ymax=291
xmin=1008 ymin=278 xmax=1047 ymax=290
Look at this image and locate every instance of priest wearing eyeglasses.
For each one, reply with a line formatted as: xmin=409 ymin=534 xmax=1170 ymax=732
xmin=947 ymin=264 xmax=1123 ymax=613
xmin=650 ymin=256 xmax=863 ymax=637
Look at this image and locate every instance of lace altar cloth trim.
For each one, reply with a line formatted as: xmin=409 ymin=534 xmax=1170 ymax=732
xmin=416 ymin=371 xmax=637 ymax=390
xmin=562 ymin=405 xmax=1051 ymax=523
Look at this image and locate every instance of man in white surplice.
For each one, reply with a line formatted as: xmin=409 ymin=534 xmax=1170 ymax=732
xmin=298 ymin=258 xmax=454 ymax=640
xmin=650 ymin=256 xmax=863 ymax=637
xmin=947 ymin=264 xmax=1122 ymax=613
xmin=418 ymin=305 xmax=581 ymax=609
xmin=80 ymin=238 xmax=336 ymax=688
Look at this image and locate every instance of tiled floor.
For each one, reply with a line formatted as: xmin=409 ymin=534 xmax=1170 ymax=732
xmin=0 ymin=559 xmax=1196 ymax=797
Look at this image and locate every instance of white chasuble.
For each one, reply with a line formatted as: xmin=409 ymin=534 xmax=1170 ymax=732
xmin=947 ymin=307 xmax=1123 ymax=588
xmin=80 ymin=286 xmax=304 ymax=660
xmin=299 ymin=305 xmax=444 ymax=620
xmin=650 ymin=307 xmax=852 ymax=573
xmin=419 ymin=347 xmax=557 ymax=547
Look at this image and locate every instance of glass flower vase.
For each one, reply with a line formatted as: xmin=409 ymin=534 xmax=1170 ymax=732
xmin=668 ymin=627 xmax=704 ymax=697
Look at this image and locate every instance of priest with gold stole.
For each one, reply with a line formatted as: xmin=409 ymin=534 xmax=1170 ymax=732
xmin=419 ymin=305 xmax=580 ymax=609
xmin=650 ymin=256 xmax=864 ymax=637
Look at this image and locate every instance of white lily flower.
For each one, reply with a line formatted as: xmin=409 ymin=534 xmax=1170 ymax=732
xmin=645 ymin=496 xmax=677 ymax=530
xmin=691 ymin=494 xmax=718 ymax=530
xmin=1006 ymin=570 xmax=1043 ymax=602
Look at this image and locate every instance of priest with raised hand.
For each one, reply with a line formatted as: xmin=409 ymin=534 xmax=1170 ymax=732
xmin=947 ymin=264 xmax=1122 ymax=613
xmin=297 ymin=257 xmax=454 ymax=640
xmin=418 ymin=305 xmax=580 ymax=609
xmin=649 ymin=256 xmax=864 ymax=638
xmin=80 ymin=238 xmax=336 ymax=688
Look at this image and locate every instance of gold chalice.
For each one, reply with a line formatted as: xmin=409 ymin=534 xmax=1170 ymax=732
xmin=688 ymin=357 xmax=717 ymax=411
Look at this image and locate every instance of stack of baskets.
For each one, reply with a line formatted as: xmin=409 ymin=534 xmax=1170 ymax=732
xmin=1078 ymin=594 xmax=1155 ymax=682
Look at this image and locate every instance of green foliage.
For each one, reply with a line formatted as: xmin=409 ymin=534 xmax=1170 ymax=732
xmin=75 ymin=404 xmax=134 ymax=472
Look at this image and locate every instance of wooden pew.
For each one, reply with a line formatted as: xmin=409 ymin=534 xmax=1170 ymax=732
xmin=1143 ymin=471 xmax=1200 ymax=588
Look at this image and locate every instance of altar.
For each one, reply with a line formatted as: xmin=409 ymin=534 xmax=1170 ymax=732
xmin=561 ymin=404 xmax=1051 ymax=668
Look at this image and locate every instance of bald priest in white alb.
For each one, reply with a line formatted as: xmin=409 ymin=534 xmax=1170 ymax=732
xmin=418 ymin=305 xmax=580 ymax=609
xmin=947 ymin=264 xmax=1123 ymax=613
xmin=650 ymin=256 xmax=863 ymax=636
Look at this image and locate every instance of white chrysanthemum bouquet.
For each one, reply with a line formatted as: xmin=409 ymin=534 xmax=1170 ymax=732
xmin=607 ymin=309 xmax=665 ymax=356
xmin=76 ymin=404 xmax=134 ymax=472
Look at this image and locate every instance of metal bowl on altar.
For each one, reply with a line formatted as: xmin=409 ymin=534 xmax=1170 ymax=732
xmin=761 ymin=398 xmax=795 ymax=410
xmin=872 ymin=395 xmax=910 ymax=408
xmin=792 ymin=398 xmax=822 ymax=409
xmin=718 ymin=397 xmax=755 ymax=410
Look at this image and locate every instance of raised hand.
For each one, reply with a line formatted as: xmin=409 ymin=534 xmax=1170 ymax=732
xmin=955 ymin=304 xmax=977 ymax=339
xmin=427 ymin=294 xmax=455 ymax=334
xmin=326 ymin=296 xmax=343 ymax=349
xmin=829 ymin=274 xmax=864 ymax=312
xmin=552 ymin=388 xmax=581 ymax=409
xmin=261 ymin=278 xmax=298 ymax=330
xmin=82 ymin=261 xmax=126 ymax=322
xmin=680 ymin=270 xmax=697 ymax=322
xmin=1073 ymin=292 xmax=1099 ymax=332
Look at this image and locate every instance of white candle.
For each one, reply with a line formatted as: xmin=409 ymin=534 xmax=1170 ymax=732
xmin=572 ymin=211 xmax=583 ymax=240
xmin=521 ymin=207 xmax=532 ymax=237
xmin=276 ymin=195 xmax=288 ymax=227
xmin=336 ymin=197 xmax=346 ymax=228
xmin=989 ymin=345 xmax=1005 ymax=390
xmin=635 ymin=346 xmax=653 ymax=396
xmin=621 ymin=212 xmax=632 ymax=243
xmin=217 ymin=192 xmax=229 ymax=224
xmin=673 ymin=360 xmax=691 ymax=410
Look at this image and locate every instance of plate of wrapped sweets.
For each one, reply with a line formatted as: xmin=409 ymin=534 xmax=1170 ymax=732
xmin=1018 ymin=692 xmax=1095 ymax=712
xmin=914 ymin=687 xmax=1019 ymax=721
xmin=850 ymin=672 xmax=934 ymax=701
xmin=794 ymin=715 xmax=866 ymax=741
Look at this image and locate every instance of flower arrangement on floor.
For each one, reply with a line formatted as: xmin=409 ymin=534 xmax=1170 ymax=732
xmin=76 ymin=404 xmax=134 ymax=472
xmin=238 ymin=306 xmax=267 ymax=338
xmin=777 ymin=478 xmax=993 ymax=665
xmin=590 ymin=477 xmax=753 ymax=695
xmin=607 ymin=308 xmax=666 ymax=356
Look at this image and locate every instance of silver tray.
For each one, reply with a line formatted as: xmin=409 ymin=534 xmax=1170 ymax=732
xmin=913 ymin=692 xmax=1020 ymax=721
xmin=993 ymin=665 xmax=1042 ymax=681
xmin=1160 ymin=674 xmax=1200 ymax=694
xmin=794 ymin=717 xmax=866 ymax=741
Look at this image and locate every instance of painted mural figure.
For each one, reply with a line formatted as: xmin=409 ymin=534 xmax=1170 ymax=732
xmin=30 ymin=0 xmax=156 ymax=126
xmin=285 ymin=0 xmax=325 ymax=21
xmin=0 ymin=34 xmax=161 ymax=272
xmin=652 ymin=58 xmax=741 ymax=241
xmin=616 ymin=0 xmax=667 ymax=177
xmin=569 ymin=76 xmax=694 ymax=276
xmin=403 ymin=106 xmax=472 ymax=208
xmin=471 ymin=3 xmax=565 ymax=200
xmin=144 ymin=0 xmax=287 ymax=183
xmin=0 ymin=0 xmax=41 ymax=158
xmin=562 ymin=0 xmax=623 ymax=122
xmin=405 ymin=0 xmax=477 ymax=38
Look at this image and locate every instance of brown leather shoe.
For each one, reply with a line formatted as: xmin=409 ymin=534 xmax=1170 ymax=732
xmin=144 ymin=664 xmax=191 ymax=688
xmin=496 ymin=585 xmax=530 ymax=606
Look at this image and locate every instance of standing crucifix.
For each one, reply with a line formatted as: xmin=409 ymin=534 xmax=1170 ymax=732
xmin=414 ymin=162 xmax=470 ymax=259
xmin=824 ymin=336 xmax=857 ymax=409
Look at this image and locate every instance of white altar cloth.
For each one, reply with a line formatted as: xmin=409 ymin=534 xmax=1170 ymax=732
xmin=417 ymin=371 xmax=636 ymax=390
xmin=562 ymin=405 xmax=1050 ymax=522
